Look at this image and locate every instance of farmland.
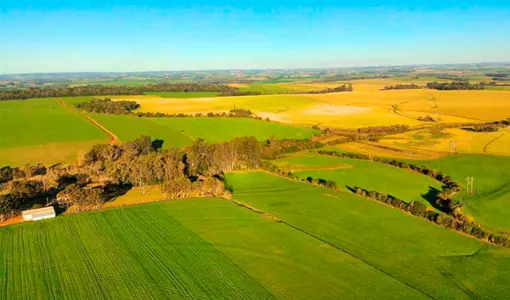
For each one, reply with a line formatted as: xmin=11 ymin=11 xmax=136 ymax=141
xmin=225 ymin=172 xmax=510 ymax=299
xmin=272 ymin=154 xmax=442 ymax=206
xmin=380 ymin=127 xmax=510 ymax=157
xmin=116 ymin=86 xmax=510 ymax=128
xmin=2 ymin=68 xmax=510 ymax=299
xmin=0 ymin=98 xmax=108 ymax=166
xmin=414 ymin=155 xmax=510 ymax=233
xmin=0 ymin=198 xmax=427 ymax=299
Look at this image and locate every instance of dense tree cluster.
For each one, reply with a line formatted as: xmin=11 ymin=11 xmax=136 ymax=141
xmin=382 ymin=84 xmax=422 ymax=90
xmin=417 ymin=115 xmax=437 ymax=122
xmin=426 ymin=81 xmax=485 ymax=90
xmin=0 ymin=83 xmax=237 ymax=100
xmin=485 ymin=73 xmax=508 ymax=78
xmin=302 ymin=84 xmax=353 ymax=94
xmin=75 ymin=98 xmax=140 ymax=114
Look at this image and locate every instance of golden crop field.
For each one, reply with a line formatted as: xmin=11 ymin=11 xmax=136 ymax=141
xmin=380 ymin=128 xmax=510 ymax=157
xmin=325 ymin=141 xmax=448 ymax=160
xmin=114 ymin=79 xmax=510 ymax=129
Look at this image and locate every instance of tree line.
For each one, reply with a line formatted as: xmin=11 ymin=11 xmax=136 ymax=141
xmin=381 ymin=84 xmax=422 ymax=90
xmin=1 ymin=82 xmax=355 ymax=101
xmin=317 ymin=150 xmax=463 ymax=215
xmin=426 ymin=81 xmax=485 ymax=90
xmin=259 ymin=158 xmax=509 ymax=248
xmin=0 ymin=83 xmax=238 ymax=101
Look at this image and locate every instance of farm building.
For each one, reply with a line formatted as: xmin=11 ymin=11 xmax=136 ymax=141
xmin=22 ymin=206 xmax=56 ymax=222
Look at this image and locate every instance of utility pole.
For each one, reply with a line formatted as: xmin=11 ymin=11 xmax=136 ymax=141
xmin=449 ymin=140 xmax=457 ymax=154
xmin=466 ymin=176 xmax=475 ymax=195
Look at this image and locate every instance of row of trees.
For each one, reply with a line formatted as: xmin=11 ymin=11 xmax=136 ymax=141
xmin=354 ymin=187 xmax=508 ymax=248
xmin=317 ymin=150 xmax=463 ymax=215
xmin=258 ymin=158 xmax=508 ymax=248
xmin=0 ymin=83 xmax=238 ymax=100
xmin=426 ymin=81 xmax=485 ymax=90
xmin=381 ymin=84 xmax=422 ymax=90
xmin=302 ymin=84 xmax=353 ymax=94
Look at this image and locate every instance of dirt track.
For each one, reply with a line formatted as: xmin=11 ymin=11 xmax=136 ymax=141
xmin=85 ymin=116 xmax=120 ymax=145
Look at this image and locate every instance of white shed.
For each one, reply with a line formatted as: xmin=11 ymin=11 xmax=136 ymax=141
xmin=22 ymin=206 xmax=56 ymax=222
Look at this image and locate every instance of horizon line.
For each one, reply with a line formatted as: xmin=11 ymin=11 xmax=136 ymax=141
xmin=2 ymin=61 xmax=509 ymax=76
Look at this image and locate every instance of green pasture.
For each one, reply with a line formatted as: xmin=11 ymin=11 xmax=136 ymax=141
xmin=1 ymin=198 xmax=425 ymax=299
xmin=151 ymin=117 xmax=318 ymax=142
xmin=226 ymin=172 xmax=510 ymax=299
xmin=273 ymin=154 xmax=441 ymax=205
xmin=0 ymin=98 xmax=108 ymax=166
xmin=144 ymin=92 xmax=219 ymax=98
xmin=415 ymin=154 xmax=510 ymax=233
xmin=239 ymin=83 xmax=321 ymax=94
xmin=90 ymin=114 xmax=193 ymax=148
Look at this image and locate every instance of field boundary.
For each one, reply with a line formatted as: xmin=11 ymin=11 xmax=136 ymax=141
xmin=85 ymin=116 xmax=120 ymax=145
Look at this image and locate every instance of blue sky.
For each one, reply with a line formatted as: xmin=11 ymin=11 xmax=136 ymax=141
xmin=1 ymin=1 xmax=509 ymax=73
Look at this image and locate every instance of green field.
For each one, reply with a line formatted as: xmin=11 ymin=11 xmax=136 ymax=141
xmin=90 ymin=114 xmax=194 ymax=148
xmin=414 ymin=155 xmax=510 ymax=233
xmin=1 ymin=198 xmax=430 ymax=299
xmin=144 ymin=92 xmax=219 ymax=98
xmin=0 ymin=98 xmax=108 ymax=166
xmin=225 ymin=171 xmax=510 ymax=299
xmin=151 ymin=117 xmax=318 ymax=142
xmin=91 ymin=114 xmax=317 ymax=146
xmin=273 ymin=154 xmax=441 ymax=206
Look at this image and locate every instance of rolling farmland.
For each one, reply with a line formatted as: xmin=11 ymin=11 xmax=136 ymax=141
xmin=0 ymin=98 xmax=109 ymax=166
xmin=225 ymin=172 xmax=510 ymax=299
xmin=414 ymin=155 xmax=510 ymax=233
xmin=0 ymin=199 xmax=427 ymax=299
xmin=272 ymin=154 xmax=442 ymax=205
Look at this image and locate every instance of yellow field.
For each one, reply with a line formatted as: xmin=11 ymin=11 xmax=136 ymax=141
xmin=113 ymin=79 xmax=510 ymax=129
xmin=104 ymin=186 xmax=165 ymax=208
xmin=326 ymin=141 xmax=447 ymax=160
xmin=380 ymin=128 xmax=510 ymax=156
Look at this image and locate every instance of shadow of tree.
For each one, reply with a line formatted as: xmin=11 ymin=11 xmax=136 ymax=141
xmin=421 ymin=186 xmax=441 ymax=210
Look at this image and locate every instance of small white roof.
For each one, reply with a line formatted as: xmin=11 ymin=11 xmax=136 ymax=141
xmin=22 ymin=206 xmax=55 ymax=217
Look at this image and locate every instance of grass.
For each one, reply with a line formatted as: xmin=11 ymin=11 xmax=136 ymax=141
xmin=0 ymin=198 xmax=429 ymax=299
xmin=272 ymin=154 xmax=441 ymax=205
xmin=225 ymin=172 xmax=510 ymax=299
xmin=90 ymin=114 xmax=193 ymax=148
xmin=0 ymin=98 xmax=109 ymax=166
xmin=151 ymin=117 xmax=318 ymax=142
xmin=144 ymin=92 xmax=219 ymax=98
xmin=91 ymin=114 xmax=317 ymax=147
xmin=414 ymin=155 xmax=510 ymax=233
